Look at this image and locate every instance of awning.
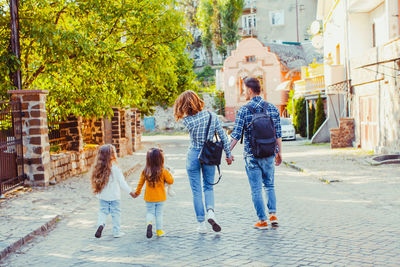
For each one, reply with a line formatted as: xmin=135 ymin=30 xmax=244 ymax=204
xmin=275 ymin=81 xmax=291 ymax=91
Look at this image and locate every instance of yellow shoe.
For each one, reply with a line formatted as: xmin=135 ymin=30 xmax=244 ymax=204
xmin=156 ymin=230 xmax=166 ymax=237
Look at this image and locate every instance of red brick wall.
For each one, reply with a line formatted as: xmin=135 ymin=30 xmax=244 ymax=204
xmin=330 ymin=118 xmax=355 ymax=148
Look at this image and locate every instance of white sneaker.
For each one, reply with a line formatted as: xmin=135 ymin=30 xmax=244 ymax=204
xmin=207 ymin=210 xmax=221 ymax=232
xmin=197 ymin=221 xmax=207 ymax=234
xmin=113 ymin=232 xmax=126 ymax=238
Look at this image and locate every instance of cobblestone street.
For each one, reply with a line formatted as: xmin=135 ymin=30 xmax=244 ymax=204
xmin=1 ymin=136 xmax=400 ymax=266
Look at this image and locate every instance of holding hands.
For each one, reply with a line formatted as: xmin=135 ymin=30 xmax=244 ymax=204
xmin=226 ymin=155 xmax=234 ymax=165
xmin=130 ymin=192 xmax=138 ymax=199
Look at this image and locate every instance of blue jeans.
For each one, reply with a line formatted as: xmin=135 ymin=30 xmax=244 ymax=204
xmin=186 ymin=148 xmax=215 ymax=222
xmin=245 ymin=155 xmax=277 ymax=221
xmin=146 ymin=201 xmax=164 ymax=230
xmin=98 ymin=200 xmax=121 ymax=235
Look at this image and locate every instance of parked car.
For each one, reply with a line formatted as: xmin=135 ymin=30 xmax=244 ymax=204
xmin=217 ymin=115 xmax=235 ymax=135
xmin=280 ymin=118 xmax=296 ymax=141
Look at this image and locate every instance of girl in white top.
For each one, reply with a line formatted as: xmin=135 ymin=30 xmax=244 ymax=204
xmin=91 ymin=144 xmax=135 ymax=238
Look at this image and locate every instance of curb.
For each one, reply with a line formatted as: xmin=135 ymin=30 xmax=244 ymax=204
xmin=0 ymin=162 xmax=141 ymax=262
xmin=282 ymin=160 xmax=305 ymax=172
xmin=0 ymin=215 xmax=61 ymax=261
xmin=282 ymin=160 xmax=340 ymax=184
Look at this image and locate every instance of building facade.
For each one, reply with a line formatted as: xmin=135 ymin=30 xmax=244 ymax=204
xmin=318 ymin=0 xmax=400 ymax=152
xmin=240 ymin=0 xmax=318 ymax=43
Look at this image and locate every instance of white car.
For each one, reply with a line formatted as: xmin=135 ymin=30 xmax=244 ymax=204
xmin=280 ymin=118 xmax=296 ymax=140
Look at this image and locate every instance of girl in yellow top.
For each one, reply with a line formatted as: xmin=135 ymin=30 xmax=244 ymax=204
xmin=133 ymin=148 xmax=174 ymax=238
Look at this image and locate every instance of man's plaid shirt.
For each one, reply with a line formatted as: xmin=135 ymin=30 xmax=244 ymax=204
xmin=231 ymin=96 xmax=282 ymax=157
xmin=182 ymin=110 xmax=231 ymax=158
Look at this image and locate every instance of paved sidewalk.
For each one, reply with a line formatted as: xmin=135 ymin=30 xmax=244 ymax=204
xmin=282 ymin=139 xmax=400 ymax=208
xmin=1 ymin=135 xmax=400 ymax=266
xmin=0 ymin=145 xmax=150 ymax=261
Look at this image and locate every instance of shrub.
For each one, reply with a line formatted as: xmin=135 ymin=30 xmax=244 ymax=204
xmin=294 ymin=97 xmax=306 ymax=137
xmin=313 ymin=94 xmax=326 ymax=134
xmin=308 ymin=103 xmax=315 ymax=139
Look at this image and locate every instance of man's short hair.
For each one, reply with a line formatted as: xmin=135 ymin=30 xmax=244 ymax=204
xmin=244 ymin=78 xmax=261 ymax=94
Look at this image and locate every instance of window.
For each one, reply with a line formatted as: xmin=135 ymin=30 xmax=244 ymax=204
xmin=245 ymin=56 xmax=256 ymax=63
xmin=269 ymin=10 xmax=284 ymax=26
xmin=242 ymin=14 xmax=257 ymax=29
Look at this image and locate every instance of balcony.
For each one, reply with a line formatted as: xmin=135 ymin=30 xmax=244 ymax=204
xmin=239 ymin=27 xmax=258 ymax=38
xmin=294 ymin=75 xmax=325 ymax=99
xmin=325 ymin=64 xmax=345 ymax=86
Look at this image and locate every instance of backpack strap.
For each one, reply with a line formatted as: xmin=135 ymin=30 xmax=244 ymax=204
xmin=205 ymin=112 xmax=212 ymax=141
xmin=240 ymin=103 xmax=255 ymax=144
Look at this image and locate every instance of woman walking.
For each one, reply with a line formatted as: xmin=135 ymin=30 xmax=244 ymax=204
xmin=174 ymin=90 xmax=233 ymax=233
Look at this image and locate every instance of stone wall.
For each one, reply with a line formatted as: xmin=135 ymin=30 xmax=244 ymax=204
xmin=49 ymin=148 xmax=97 ymax=183
xmin=7 ymin=90 xmax=142 ymax=186
xmin=330 ymin=118 xmax=355 ymax=148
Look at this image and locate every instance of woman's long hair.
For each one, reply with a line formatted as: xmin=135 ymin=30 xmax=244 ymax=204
xmin=91 ymin=144 xmax=116 ymax=194
xmin=142 ymin=148 xmax=164 ymax=187
xmin=174 ymin=90 xmax=204 ymax=121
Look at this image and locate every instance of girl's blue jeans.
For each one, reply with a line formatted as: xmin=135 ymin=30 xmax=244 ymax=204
xmin=146 ymin=201 xmax=164 ymax=230
xmin=98 ymin=199 xmax=121 ymax=235
xmin=186 ymin=148 xmax=215 ymax=222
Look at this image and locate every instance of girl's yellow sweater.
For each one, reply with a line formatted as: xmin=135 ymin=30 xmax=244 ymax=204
xmin=135 ymin=168 xmax=174 ymax=202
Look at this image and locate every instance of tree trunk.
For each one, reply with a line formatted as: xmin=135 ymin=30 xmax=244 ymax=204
xmin=9 ymin=0 xmax=22 ymax=90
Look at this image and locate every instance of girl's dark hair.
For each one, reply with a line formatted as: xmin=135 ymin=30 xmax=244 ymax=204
xmin=244 ymin=77 xmax=261 ymax=94
xmin=142 ymin=148 xmax=164 ymax=187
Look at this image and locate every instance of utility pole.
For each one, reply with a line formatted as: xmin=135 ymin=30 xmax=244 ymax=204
xmin=10 ymin=0 xmax=22 ymax=90
xmin=295 ymin=0 xmax=299 ymax=43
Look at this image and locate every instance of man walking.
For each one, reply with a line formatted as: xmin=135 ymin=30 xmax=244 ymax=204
xmin=230 ymin=77 xmax=282 ymax=229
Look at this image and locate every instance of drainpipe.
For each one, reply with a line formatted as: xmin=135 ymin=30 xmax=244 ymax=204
xmin=296 ymin=0 xmax=300 ymax=42
xmin=344 ymin=0 xmax=351 ymax=117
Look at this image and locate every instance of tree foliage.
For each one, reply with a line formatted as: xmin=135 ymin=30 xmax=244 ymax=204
xmin=313 ymin=94 xmax=326 ymax=134
xmin=0 ymin=0 xmax=198 ymax=120
xmin=198 ymin=0 xmax=243 ymax=61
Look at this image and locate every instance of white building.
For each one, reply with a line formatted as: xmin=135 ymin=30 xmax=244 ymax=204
xmin=317 ymin=0 xmax=400 ymax=152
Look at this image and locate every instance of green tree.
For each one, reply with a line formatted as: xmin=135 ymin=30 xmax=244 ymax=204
xmin=308 ymin=102 xmax=315 ymax=139
xmin=286 ymin=89 xmax=295 ymax=116
xmin=221 ymin=0 xmax=244 ymax=54
xmin=313 ymin=94 xmax=326 ymax=134
xmin=0 ymin=0 xmax=197 ymax=119
xmin=294 ymin=97 xmax=306 ymax=137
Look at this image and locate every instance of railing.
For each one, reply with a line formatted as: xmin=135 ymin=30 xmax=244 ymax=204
xmin=239 ymin=27 xmax=257 ymax=37
xmin=48 ymin=122 xmax=66 ymax=153
xmin=294 ymin=75 xmax=325 ymax=98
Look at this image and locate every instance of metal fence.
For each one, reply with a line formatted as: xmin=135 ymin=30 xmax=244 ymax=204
xmin=0 ymin=101 xmax=25 ymax=196
xmin=48 ymin=122 xmax=66 ymax=153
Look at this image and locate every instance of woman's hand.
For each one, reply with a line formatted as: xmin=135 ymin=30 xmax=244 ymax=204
xmin=130 ymin=192 xmax=138 ymax=198
xmin=226 ymin=155 xmax=234 ymax=165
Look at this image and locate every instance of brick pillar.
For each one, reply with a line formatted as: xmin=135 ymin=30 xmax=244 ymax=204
xmin=135 ymin=110 xmax=142 ymax=149
xmin=330 ymin=118 xmax=355 ymax=148
xmin=125 ymin=109 xmax=133 ymax=155
xmin=111 ymin=108 xmax=122 ymax=155
xmin=131 ymin=109 xmax=137 ymax=152
xmin=8 ymin=90 xmax=50 ymax=186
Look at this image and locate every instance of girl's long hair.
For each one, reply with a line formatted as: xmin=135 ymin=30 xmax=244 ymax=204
xmin=91 ymin=144 xmax=116 ymax=194
xmin=142 ymin=148 xmax=164 ymax=187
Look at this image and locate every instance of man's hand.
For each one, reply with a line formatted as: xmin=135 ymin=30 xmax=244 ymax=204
xmin=130 ymin=192 xmax=138 ymax=199
xmin=226 ymin=155 xmax=234 ymax=165
xmin=275 ymin=153 xmax=282 ymax=166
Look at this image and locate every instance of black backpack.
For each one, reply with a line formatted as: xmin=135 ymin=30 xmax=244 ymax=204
xmin=241 ymin=101 xmax=277 ymax=158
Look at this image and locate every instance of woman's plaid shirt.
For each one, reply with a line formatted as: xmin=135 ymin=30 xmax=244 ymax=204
xmin=231 ymin=96 xmax=282 ymax=157
xmin=182 ymin=110 xmax=232 ymax=158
